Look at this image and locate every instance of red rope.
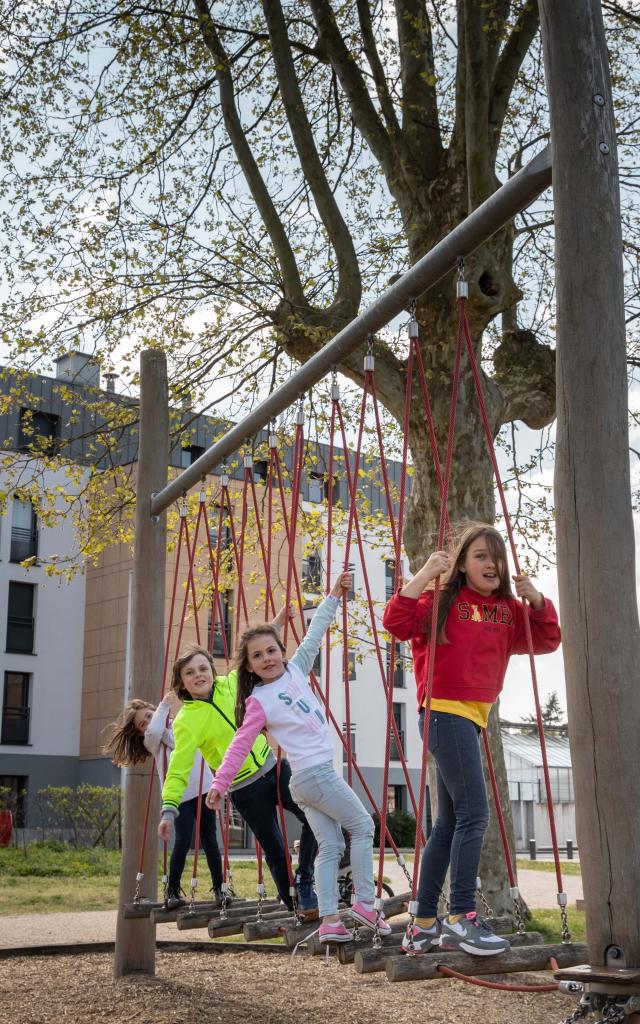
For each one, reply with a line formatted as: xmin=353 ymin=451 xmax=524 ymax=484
xmin=436 ymin=964 xmax=559 ymax=993
xmin=410 ymin=297 xmax=464 ymax=900
xmin=459 ymin=308 xmax=565 ymax=895
xmin=335 ymin=401 xmax=424 ymax=832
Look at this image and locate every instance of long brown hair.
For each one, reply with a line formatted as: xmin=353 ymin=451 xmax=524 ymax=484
xmin=171 ymin=643 xmax=216 ymax=700
xmin=426 ymin=523 xmax=513 ymax=644
xmin=235 ymin=625 xmax=286 ymax=727
xmin=101 ymin=699 xmax=155 ymax=766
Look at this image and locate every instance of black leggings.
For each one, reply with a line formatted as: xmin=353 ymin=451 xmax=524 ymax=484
xmin=231 ymin=759 xmax=317 ymax=906
xmin=169 ymin=794 xmax=223 ymax=894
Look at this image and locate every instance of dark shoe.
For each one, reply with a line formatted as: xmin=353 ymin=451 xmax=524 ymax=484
xmin=296 ymin=878 xmax=319 ymax=920
xmin=166 ymin=889 xmax=186 ymax=910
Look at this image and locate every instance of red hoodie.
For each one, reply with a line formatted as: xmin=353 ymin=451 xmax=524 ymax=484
xmin=382 ymin=587 xmax=561 ymax=709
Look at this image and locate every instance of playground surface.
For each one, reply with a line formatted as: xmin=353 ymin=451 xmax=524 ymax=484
xmin=0 ymin=863 xmax=583 ymax=1024
xmin=0 ymin=947 xmax=577 ymax=1024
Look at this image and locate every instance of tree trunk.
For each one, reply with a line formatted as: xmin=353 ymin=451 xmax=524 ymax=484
xmin=540 ymin=0 xmax=640 ymax=966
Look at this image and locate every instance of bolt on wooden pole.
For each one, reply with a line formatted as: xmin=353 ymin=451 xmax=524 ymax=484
xmin=114 ymin=349 xmax=169 ymax=977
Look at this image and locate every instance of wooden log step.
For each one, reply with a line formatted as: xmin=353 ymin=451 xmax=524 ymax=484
xmin=243 ymin=920 xmax=292 ymax=941
xmin=151 ymin=907 xmax=180 ymax=924
xmin=123 ymin=901 xmax=163 ymax=919
xmin=385 ymin=942 xmax=589 ymax=983
xmin=176 ymin=900 xmax=283 ymax=931
xmin=206 ymin=908 xmax=294 ymax=937
xmin=351 ymin=931 xmax=544 ymax=972
xmin=304 ymin=922 xmax=403 ymax=958
xmin=282 ymin=922 xmax=323 ymax=948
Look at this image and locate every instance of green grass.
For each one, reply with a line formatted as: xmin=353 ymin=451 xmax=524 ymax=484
xmin=0 ymin=842 xmax=277 ymax=916
xmin=528 ymin=907 xmax=586 ymax=943
xmin=516 ymin=858 xmax=582 ymax=876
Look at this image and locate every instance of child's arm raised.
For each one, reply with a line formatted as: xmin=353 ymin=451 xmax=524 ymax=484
xmin=142 ymin=691 xmax=179 ymax=756
xmin=399 ymin=551 xmax=450 ymax=598
xmin=290 ymin=571 xmax=351 ymax=676
xmin=382 ymin=552 xmax=447 ymax=641
xmin=511 ymin=576 xmax=561 ymax=655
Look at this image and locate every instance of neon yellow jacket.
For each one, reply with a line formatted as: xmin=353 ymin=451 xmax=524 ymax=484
xmin=161 ymin=670 xmax=272 ymax=812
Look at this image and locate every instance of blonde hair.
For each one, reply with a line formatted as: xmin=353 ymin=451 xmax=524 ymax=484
xmin=101 ymin=699 xmax=155 ymax=766
xmin=171 ymin=643 xmax=216 ymax=700
xmin=427 ymin=522 xmax=513 ymax=643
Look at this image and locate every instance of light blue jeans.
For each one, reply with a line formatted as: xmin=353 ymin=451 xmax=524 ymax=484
xmin=289 ymin=762 xmax=375 ymax=917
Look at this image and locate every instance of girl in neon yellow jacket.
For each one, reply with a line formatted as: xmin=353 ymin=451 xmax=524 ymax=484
xmin=158 ymin=625 xmax=318 ymax=917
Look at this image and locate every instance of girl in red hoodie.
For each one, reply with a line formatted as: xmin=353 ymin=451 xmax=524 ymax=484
xmin=382 ymin=523 xmax=560 ymax=957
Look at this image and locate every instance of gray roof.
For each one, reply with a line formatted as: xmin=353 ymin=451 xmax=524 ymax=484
xmin=501 ymin=730 xmax=573 ymax=768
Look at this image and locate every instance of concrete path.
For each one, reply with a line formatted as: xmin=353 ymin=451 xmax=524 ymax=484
xmin=0 ymin=861 xmax=582 ymax=951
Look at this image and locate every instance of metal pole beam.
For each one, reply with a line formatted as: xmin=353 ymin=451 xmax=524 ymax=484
xmin=151 ymin=145 xmax=552 ymax=517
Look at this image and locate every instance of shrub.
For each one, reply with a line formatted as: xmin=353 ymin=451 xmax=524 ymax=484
xmin=373 ymin=809 xmax=416 ymax=848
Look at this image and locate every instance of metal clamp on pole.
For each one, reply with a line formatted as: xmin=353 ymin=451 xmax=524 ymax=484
xmin=296 ymin=394 xmax=305 ymax=426
xmin=408 ymin=299 xmax=419 ymax=340
xmin=220 ymin=462 xmax=229 ymax=487
xmin=269 ymin=418 xmax=278 ymax=449
xmin=199 ymin=477 xmax=206 ymax=504
xmin=179 ymin=494 xmax=188 ymax=518
xmin=243 ymin=447 xmax=253 ymax=472
xmin=364 ymin=333 xmax=375 ymax=371
xmin=456 ymin=257 xmax=468 ymax=299
xmin=331 ymin=365 xmax=340 ymax=401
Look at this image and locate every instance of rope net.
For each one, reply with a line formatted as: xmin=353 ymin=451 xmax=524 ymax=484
xmin=130 ymin=269 xmax=568 ymax=975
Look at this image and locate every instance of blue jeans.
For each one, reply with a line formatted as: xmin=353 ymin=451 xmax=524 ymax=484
xmin=170 ymin=795 xmax=223 ymax=894
xmin=417 ymin=709 xmax=489 ymax=917
xmin=231 ymin=760 xmax=317 ymax=907
xmin=289 ymin=762 xmax=375 ymax=917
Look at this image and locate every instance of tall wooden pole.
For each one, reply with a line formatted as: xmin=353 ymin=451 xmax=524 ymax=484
xmin=539 ymin=1 xmax=640 ymax=968
xmin=114 ymin=349 xmax=169 ymax=976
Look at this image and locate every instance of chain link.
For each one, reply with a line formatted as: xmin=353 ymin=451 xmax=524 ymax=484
xmin=560 ymin=901 xmax=572 ymax=943
xmin=594 ymin=998 xmax=630 ymax=1024
xmin=475 ymin=884 xmax=494 ymax=920
xmin=560 ymin=997 xmax=593 ymax=1024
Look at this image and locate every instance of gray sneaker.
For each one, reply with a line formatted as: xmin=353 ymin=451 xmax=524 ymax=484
xmin=440 ymin=912 xmax=511 ymax=957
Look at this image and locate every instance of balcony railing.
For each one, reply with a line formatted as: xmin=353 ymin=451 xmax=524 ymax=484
xmin=390 ymin=729 xmax=405 ymax=761
xmin=210 ymin=620 xmax=231 ymax=658
xmin=10 ymin=526 xmax=38 ymax=563
xmin=1 ymin=705 xmax=30 ymax=745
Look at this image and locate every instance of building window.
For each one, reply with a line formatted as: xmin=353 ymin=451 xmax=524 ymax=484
xmin=348 ymin=651 xmax=356 ymax=681
xmin=386 ymin=641 xmax=405 ymax=689
xmin=2 ymin=672 xmax=31 ymax=745
xmin=179 ymin=444 xmax=205 ymax=468
xmin=6 ymin=582 xmax=36 ymax=654
xmin=10 ymin=498 xmax=38 ymax=564
xmin=387 ymin=784 xmax=406 ymax=814
xmin=385 ymin=558 xmax=400 ymax=601
xmin=342 ymin=724 xmax=356 ymax=763
xmin=307 ymin=471 xmax=340 ymax=505
xmin=0 ymin=775 xmax=27 ymax=827
xmin=390 ymin=702 xmax=405 ymax=761
xmin=18 ymin=409 xmax=60 ymax=455
xmin=253 ymin=459 xmax=269 ymax=484
xmin=302 ymin=551 xmax=322 ymax=593
xmin=208 ymin=591 xmax=231 ymax=658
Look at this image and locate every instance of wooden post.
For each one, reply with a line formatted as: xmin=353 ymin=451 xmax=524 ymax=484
xmin=539 ymin=0 xmax=640 ymax=968
xmin=113 ymin=350 xmax=169 ymax=977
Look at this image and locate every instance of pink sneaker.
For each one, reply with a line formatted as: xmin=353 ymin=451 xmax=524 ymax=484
xmin=319 ymin=921 xmax=352 ymax=944
xmin=349 ymin=902 xmax=393 ymax=935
